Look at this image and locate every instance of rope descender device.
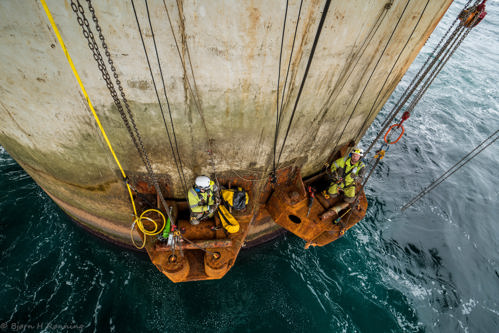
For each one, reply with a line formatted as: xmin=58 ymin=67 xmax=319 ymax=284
xmin=374 ymin=149 xmax=386 ymax=160
xmin=384 ymin=111 xmax=410 ymax=144
xmin=270 ymin=171 xmax=277 ymax=185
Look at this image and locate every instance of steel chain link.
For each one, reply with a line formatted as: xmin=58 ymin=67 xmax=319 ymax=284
xmin=71 ymin=0 xmax=142 ymax=167
xmin=70 ymin=0 xmax=172 ymax=219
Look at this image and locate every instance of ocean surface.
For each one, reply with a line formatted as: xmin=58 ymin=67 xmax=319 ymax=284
xmin=1 ymin=1 xmax=498 ymax=332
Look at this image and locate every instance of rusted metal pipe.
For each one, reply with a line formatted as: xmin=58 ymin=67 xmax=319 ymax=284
xmin=155 ymin=239 xmax=233 ymax=251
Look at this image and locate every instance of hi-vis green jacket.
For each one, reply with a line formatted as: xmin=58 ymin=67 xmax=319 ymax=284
xmin=187 ymin=181 xmax=217 ymax=213
xmin=330 ymin=156 xmax=365 ymax=187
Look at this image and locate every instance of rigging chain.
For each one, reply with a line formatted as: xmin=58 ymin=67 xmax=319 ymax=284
xmin=40 ymin=0 xmax=155 ymax=248
xmin=357 ymin=0 xmax=486 ymax=194
xmin=377 ymin=0 xmax=474 ymax=134
xmin=71 ymin=0 xmax=146 ymax=169
xmin=71 ymin=1 xmax=176 ymax=232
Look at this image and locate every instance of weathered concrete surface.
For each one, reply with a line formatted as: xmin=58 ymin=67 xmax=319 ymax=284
xmin=0 ymin=0 xmax=452 ymax=246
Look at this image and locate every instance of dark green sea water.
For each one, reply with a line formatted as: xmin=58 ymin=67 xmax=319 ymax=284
xmin=1 ymin=1 xmax=498 ymax=332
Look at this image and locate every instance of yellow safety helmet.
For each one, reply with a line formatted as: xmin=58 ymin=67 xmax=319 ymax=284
xmin=352 ymin=148 xmax=364 ymax=157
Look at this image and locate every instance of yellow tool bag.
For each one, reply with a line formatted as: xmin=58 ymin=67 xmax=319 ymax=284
xmin=217 ymin=205 xmax=240 ymax=233
xmin=221 ymin=187 xmax=249 ymax=211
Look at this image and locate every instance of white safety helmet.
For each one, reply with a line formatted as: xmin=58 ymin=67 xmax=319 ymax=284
xmin=352 ymin=148 xmax=364 ymax=157
xmin=195 ymin=175 xmax=211 ymax=189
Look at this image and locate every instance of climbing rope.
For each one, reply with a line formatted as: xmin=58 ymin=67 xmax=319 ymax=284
xmin=132 ymin=0 xmax=188 ymax=194
xmin=330 ymin=0 xmax=408 ymax=158
xmin=272 ymin=0 xmax=289 ymax=183
xmin=276 ymin=0 xmax=332 ymax=169
xmin=401 ymin=129 xmax=498 ymax=211
xmin=41 ymin=0 xmax=167 ymax=250
xmin=353 ymin=0 xmax=430 ymax=142
xmin=161 ymin=0 xmax=219 ymax=184
xmin=271 ymin=0 xmax=304 ymax=183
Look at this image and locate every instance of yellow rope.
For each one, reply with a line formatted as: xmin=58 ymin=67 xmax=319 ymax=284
xmin=40 ymin=0 xmax=165 ymax=248
xmin=131 ymin=209 xmax=166 ymax=249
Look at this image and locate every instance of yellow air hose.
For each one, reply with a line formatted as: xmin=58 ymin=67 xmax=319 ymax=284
xmin=41 ymin=0 xmax=165 ymax=249
xmin=131 ymin=209 xmax=166 ymax=249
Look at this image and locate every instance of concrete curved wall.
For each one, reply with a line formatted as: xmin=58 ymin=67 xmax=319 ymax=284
xmin=0 ymin=0 xmax=452 ymax=246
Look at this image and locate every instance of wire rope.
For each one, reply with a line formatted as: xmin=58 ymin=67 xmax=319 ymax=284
xmin=365 ymin=0 xmax=480 ymax=155
xmin=161 ymin=0 xmax=218 ymax=182
xmin=131 ymin=0 xmax=186 ymax=197
xmin=312 ymin=2 xmax=391 ymax=147
xmin=278 ymin=0 xmax=303 ymax=127
xmin=354 ymin=0 xmax=430 ymax=142
xmin=401 ymin=130 xmax=498 ymax=211
xmin=143 ymin=0 xmax=188 ymax=194
xmin=330 ymin=0 xmax=410 ymax=158
xmin=276 ymin=0 xmax=332 ymax=166
xmin=272 ymin=0 xmax=289 ymax=178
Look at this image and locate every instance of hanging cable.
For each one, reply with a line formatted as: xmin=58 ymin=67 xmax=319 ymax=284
xmin=338 ymin=0 xmax=489 ymax=228
xmin=378 ymin=2 xmax=466 ymax=133
xmin=377 ymin=1 xmax=478 ymax=132
xmin=276 ymin=0 xmax=332 ymax=166
xmin=271 ymin=0 xmax=289 ymax=183
xmin=365 ymin=0 xmax=485 ymax=156
xmin=72 ymin=0 xmax=146 ymax=169
xmin=314 ymin=1 xmax=391 ymax=150
xmin=354 ymin=0 xmax=430 ymax=142
xmin=130 ymin=0 xmax=187 ymax=197
xmin=278 ymin=0 xmax=303 ymax=128
xmin=271 ymin=0 xmax=303 ymax=183
xmin=401 ymin=130 xmax=498 ymax=211
xmin=161 ymin=0 xmax=219 ymax=183
xmin=143 ymin=0 xmax=188 ymax=194
xmin=297 ymin=1 xmax=391 ymax=164
xmin=330 ymin=0 xmax=410 ymax=158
